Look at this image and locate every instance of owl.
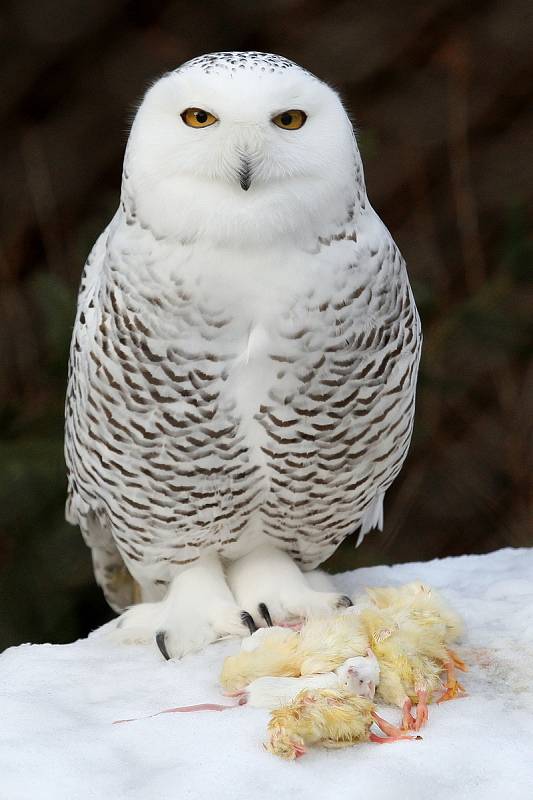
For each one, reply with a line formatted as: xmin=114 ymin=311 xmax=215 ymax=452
xmin=65 ymin=52 xmax=421 ymax=658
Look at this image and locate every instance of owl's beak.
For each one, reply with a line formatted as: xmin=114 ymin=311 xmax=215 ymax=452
xmin=239 ymin=157 xmax=252 ymax=191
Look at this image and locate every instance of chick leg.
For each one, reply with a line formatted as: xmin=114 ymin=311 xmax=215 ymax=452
xmin=379 ymin=667 xmax=415 ymax=729
xmin=401 ymin=697 xmax=416 ymax=730
xmin=448 ymin=648 xmax=468 ymax=672
xmin=226 ymin=544 xmax=352 ymax=628
xmin=438 ymin=657 xmax=466 ymax=703
xmin=370 ymin=712 xmax=418 ymax=743
xmin=414 ymin=689 xmax=429 ymax=730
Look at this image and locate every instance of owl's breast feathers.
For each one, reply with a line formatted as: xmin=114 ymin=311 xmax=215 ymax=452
xmin=65 ymin=214 xmax=421 ymax=582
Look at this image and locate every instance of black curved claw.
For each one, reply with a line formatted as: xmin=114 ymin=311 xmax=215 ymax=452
xmin=240 ymin=611 xmax=258 ymax=635
xmin=156 ymin=630 xmax=171 ymax=660
xmin=258 ymin=603 xmax=273 ymax=627
xmin=337 ymin=595 xmax=353 ymax=608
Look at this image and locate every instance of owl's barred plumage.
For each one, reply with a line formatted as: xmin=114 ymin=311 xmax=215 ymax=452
xmin=65 ymin=52 xmax=421 ymax=615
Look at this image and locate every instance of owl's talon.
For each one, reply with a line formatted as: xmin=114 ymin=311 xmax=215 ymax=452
xmin=156 ymin=630 xmax=171 ymax=661
xmin=227 ymin=545 xmax=356 ymax=626
xmin=241 ymin=611 xmax=258 ymax=635
xmin=337 ymin=595 xmax=353 ymax=608
xmin=258 ymin=603 xmax=273 ymax=627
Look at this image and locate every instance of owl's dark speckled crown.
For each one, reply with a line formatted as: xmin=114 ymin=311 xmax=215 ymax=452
xmin=178 ymin=51 xmax=308 ymax=76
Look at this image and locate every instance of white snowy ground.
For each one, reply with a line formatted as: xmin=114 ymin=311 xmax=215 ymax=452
xmin=1 ymin=547 xmax=532 ymax=800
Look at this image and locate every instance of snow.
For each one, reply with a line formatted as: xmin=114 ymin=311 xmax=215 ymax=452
xmin=1 ymin=547 xmax=533 ymax=800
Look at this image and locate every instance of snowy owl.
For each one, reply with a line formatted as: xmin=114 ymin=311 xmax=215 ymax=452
xmin=65 ymin=52 xmax=421 ymax=658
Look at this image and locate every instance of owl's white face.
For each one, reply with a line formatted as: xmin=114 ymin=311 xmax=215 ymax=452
xmin=126 ymin=53 xmax=361 ymax=246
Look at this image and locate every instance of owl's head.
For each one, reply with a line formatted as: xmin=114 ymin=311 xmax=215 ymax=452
xmin=125 ymin=52 xmax=364 ymax=246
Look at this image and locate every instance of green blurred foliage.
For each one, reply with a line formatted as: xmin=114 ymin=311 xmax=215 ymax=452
xmin=0 ymin=272 xmax=113 ymax=647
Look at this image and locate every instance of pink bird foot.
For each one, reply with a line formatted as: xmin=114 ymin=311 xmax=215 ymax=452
xmin=401 ymin=697 xmax=416 ymax=730
xmin=371 ymin=711 xmax=421 ymax=743
xmin=413 ymin=690 xmax=429 ymax=730
xmin=438 ymin=657 xmax=467 ymax=703
xmin=448 ymin=649 xmax=468 ymax=673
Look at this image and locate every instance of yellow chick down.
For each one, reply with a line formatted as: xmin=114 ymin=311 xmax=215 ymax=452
xmin=221 ymin=627 xmax=300 ymax=692
xmin=266 ymin=688 xmax=417 ymax=760
xmin=220 ymin=582 xmax=467 ymax=732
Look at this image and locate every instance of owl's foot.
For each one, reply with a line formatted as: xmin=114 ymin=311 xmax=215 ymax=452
xmin=226 ymin=544 xmax=351 ymax=629
xmin=111 ymin=552 xmax=249 ymax=658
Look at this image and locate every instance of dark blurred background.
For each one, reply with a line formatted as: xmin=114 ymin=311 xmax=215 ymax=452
xmin=1 ymin=0 xmax=532 ymax=651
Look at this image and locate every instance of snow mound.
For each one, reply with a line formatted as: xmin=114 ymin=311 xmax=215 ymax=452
xmin=1 ymin=547 xmax=532 ymax=800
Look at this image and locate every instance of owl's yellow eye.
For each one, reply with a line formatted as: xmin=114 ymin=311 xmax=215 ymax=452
xmin=272 ymin=110 xmax=307 ymax=130
xmin=181 ymin=108 xmax=218 ymax=128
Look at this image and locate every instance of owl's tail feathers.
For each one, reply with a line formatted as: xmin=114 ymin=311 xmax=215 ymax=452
xmin=81 ymin=511 xmax=137 ymax=613
xmin=356 ymin=493 xmax=384 ymax=547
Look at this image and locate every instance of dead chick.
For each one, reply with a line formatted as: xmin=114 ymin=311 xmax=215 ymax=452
xmin=220 ymin=614 xmax=372 ymax=691
xmin=266 ymin=688 xmax=417 ymax=760
xmin=364 ymin=582 xmax=467 ymax=703
xmin=297 ymin=613 xmax=371 ymax=676
xmin=366 ymin=582 xmax=463 ymax=648
xmin=220 ymin=582 xmax=466 ymax=721
xmin=358 ymin=605 xmax=446 ymax=730
xmin=239 ymin=651 xmax=380 ymax=708
xmin=220 ymin=626 xmax=300 ymax=692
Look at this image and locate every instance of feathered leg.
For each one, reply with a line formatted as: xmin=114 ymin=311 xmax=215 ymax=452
xmin=111 ymin=551 xmax=250 ymax=658
xmin=226 ymin=544 xmax=352 ymax=629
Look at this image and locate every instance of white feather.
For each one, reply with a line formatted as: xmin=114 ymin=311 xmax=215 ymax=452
xmin=65 ymin=52 xmax=421 ymax=653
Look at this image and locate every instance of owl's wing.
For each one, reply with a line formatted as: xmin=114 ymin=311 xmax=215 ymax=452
xmin=65 ymin=222 xmax=110 ymax=526
xmin=65 ymin=217 xmax=136 ymax=612
xmin=356 ymin=491 xmax=385 ymax=546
